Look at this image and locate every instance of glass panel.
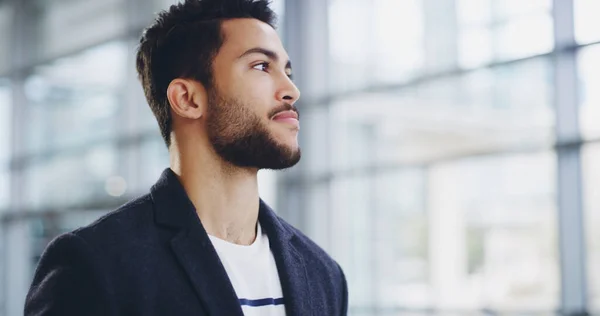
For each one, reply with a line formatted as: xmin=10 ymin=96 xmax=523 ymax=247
xmin=0 ymin=169 xmax=9 ymax=210
xmin=492 ymin=0 xmax=552 ymax=20
xmin=304 ymin=182 xmax=331 ymax=250
xmin=579 ymin=44 xmax=600 ymax=140
xmin=429 ymin=152 xmax=558 ymax=310
xmin=458 ymin=28 xmax=493 ymax=69
xmin=329 ymin=58 xmax=554 ymax=173
xmin=258 ymin=169 xmax=277 ymax=207
xmin=300 ymin=105 xmax=331 ymax=176
xmin=23 ymin=41 xmax=127 ymax=154
xmin=0 ymin=3 xmax=12 ymax=73
xmin=332 ymin=152 xmax=557 ymax=312
xmin=33 ymin=0 xmax=126 ymax=60
xmin=330 ymin=175 xmax=373 ymax=310
xmin=23 ymin=143 xmax=121 ymax=210
xmin=574 ymin=0 xmax=600 ymax=45
xmin=0 ymin=79 xmax=11 ymax=163
xmin=0 ymin=79 xmax=10 ymax=211
xmin=4 ymin=218 xmax=31 ymax=316
xmin=458 ymin=0 xmax=551 ymax=25
xmin=329 ymin=0 xmax=424 ymax=90
xmin=372 ymin=0 xmax=424 ymax=84
xmin=457 ymin=1 xmax=553 ymax=67
xmin=138 ymin=136 xmax=169 ymax=191
xmin=494 ymin=13 xmax=554 ymax=61
xmin=134 ymin=64 xmax=159 ymax=133
xmin=374 ymin=169 xmax=428 ymax=309
xmin=0 ymin=219 xmax=3 ymax=312
xmin=583 ymin=143 xmax=600 ymax=311
xmin=457 ymin=0 xmax=492 ymax=27
xmin=328 ymin=0 xmax=373 ymax=92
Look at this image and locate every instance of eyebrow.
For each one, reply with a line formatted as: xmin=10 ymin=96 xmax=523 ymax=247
xmin=238 ymin=47 xmax=292 ymax=70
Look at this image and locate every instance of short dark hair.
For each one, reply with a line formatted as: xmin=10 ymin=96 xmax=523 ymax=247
xmin=136 ymin=0 xmax=277 ymax=148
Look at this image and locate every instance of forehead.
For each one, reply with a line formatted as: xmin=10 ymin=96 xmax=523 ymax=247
xmin=219 ymin=18 xmax=288 ymax=61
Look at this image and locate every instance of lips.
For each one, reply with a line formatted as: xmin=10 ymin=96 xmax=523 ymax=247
xmin=271 ymin=110 xmax=299 ymax=120
xmin=271 ymin=110 xmax=300 ymax=129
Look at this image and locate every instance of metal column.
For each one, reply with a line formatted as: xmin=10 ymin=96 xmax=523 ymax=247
xmin=553 ymin=0 xmax=588 ymax=314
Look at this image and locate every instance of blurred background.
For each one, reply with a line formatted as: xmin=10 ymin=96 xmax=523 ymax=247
xmin=0 ymin=0 xmax=599 ymax=315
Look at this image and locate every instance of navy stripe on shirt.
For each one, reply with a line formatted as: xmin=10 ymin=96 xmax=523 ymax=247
xmin=239 ymin=298 xmax=285 ymax=307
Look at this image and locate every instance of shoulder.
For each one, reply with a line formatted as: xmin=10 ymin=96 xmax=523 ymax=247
xmin=26 ymin=230 xmax=116 ymax=315
xmin=32 ymin=193 xmax=159 ymax=285
xmin=72 ymin=194 xmax=155 ymax=246
xmin=33 ymin=194 xmax=155 ymax=270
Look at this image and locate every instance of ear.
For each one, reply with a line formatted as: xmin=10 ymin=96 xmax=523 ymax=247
xmin=167 ymin=79 xmax=208 ymax=120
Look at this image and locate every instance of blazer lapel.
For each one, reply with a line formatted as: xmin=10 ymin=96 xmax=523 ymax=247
xmin=151 ymin=168 xmax=243 ymax=316
xmin=170 ymin=229 xmax=243 ymax=316
xmin=259 ymin=201 xmax=313 ymax=316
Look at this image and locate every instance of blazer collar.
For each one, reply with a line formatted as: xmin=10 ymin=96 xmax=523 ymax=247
xmin=150 ymin=168 xmax=295 ymax=240
xmin=150 ymin=168 xmax=197 ymax=229
xmin=259 ymin=201 xmax=313 ymax=316
xmin=150 ymin=168 xmax=312 ymax=316
xmin=151 ymin=168 xmax=243 ymax=315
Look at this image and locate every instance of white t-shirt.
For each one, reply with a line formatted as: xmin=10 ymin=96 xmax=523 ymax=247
xmin=208 ymin=223 xmax=286 ymax=316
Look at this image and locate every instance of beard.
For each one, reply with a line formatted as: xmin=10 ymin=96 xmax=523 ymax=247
xmin=205 ymin=88 xmax=301 ymax=170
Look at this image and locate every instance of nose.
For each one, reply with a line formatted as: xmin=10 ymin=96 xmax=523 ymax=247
xmin=276 ymin=74 xmax=300 ymax=105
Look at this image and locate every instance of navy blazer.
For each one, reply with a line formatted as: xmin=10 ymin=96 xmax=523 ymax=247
xmin=25 ymin=168 xmax=348 ymax=315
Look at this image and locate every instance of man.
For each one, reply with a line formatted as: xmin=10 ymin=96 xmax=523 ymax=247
xmin=24 ymin=0 xmax=348 ymax=315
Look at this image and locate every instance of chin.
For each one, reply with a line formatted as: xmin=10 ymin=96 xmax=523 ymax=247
xmin=265 ymin=147 xmax=301 ymax=170
xmin=271 ymin=131 xmax=299 ymax=149
xmin=262 ymin=138 xmax=301 ymax=170
xmin=283 ymin=139 xmax=300 ymax=151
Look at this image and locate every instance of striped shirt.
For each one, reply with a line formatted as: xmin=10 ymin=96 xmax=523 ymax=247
xmin=209 ymin=223 xmax=286 ymax=315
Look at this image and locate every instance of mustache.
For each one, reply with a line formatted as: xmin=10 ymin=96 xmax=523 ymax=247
xmin=268 ymin=103 xmax=300 ymax=120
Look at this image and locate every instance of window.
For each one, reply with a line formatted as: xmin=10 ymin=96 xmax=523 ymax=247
xmin=0 ymin=80 xmax=11 ymax=211
xmin=373 ymin=170 xmax=428 ymax=309
xmin=33 ymin=0 xmax=126 ymax=61
xmin=23 ymin=41 xmax=127 ymax=154
xmin=428 ymin=152 xmax=558 ymax=310
xmin=574 ymin=0 xmax=600 ymax=45
xmin=579 ymin=44 xmax=600 ymax=140
xmin=138 ymin=137 xmax=170 ymax=192
xmin=18 ymin=42 xmax=128 ymax=210
xmin=583 ymin=143 xmax=600 ymax=311
xmin=328 ymin=58 xmax=554 ymax=173
xmin=457 ymin=0 xmax=553 ymax=68
xmin=23 ymin=144 xmax=121 ymax=210
xmin=330 ymin=175 xmax=374 ymax=309
xmin=372 ymin=0 xmax=424 ymax=83
xmin=0 ymin=79 xmax=11 ymax=163
xmin=580 ymin=44 xmax=600 ymax=308
xmin=327 ymin=152 xmax=558 ymax=312
xmin=329 ymin=0 xmax=424 ymax=91
xmin=0 ymin=169 xmax=9 ymax=211
xmin=0 ymin=3 xmax=12 ymax=73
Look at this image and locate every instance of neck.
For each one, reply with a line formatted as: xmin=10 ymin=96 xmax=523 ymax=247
xmin=170 ymin=143 xmax=260 ymax=246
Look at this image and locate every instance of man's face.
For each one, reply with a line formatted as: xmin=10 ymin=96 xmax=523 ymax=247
xmin=206 ymin=18 xmax=301 ymax=170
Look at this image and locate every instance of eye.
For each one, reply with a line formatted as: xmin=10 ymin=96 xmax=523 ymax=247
xmin=252 ymin=62 xmax=270 ymax=72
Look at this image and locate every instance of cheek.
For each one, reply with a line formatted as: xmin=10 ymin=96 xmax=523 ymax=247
xmin=226 ymin=70 xmax=277 ymax=114
xmin=242 ymin=79 xmax=276 ymax=113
